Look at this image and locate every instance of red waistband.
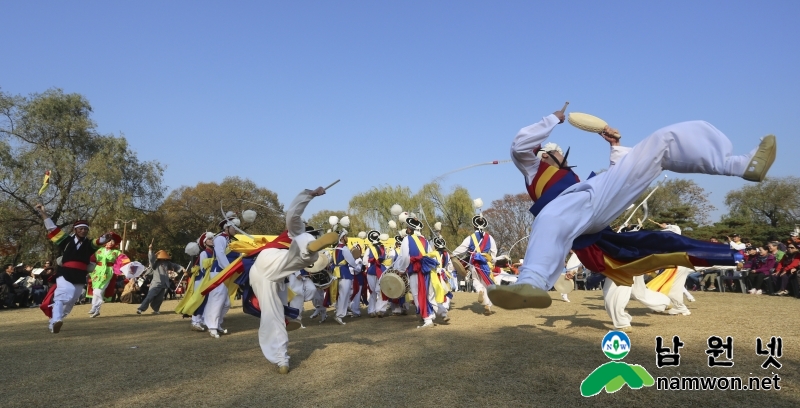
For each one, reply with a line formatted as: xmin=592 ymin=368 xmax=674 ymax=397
xmin=62 ymin=261 xmax=89 ymax=270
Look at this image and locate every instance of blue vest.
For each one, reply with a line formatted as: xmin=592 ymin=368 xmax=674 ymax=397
xmin=333 ymin=244 xmax=353 ymax=279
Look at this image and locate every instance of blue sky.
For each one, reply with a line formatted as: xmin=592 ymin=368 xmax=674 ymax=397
xmin=2 ymin=1 xmax=798 ymax=224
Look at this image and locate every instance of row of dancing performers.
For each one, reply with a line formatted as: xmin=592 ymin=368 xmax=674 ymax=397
xmin=30 ymin=103 xmax=777 ymax=375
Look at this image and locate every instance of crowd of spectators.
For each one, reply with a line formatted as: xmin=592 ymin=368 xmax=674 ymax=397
xmin=683 ymin=232 xmax=800 ymax=297
xmin=1 ymin=261 xmax=56 ymax=309
xmin=0 ymin=259 xmax=185 ymax=310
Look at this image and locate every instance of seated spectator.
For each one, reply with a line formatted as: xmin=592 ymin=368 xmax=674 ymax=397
xmin=744 ymin=246 xmax=776 ymax=295
xmin=29 ymin=268 xmax=47 ymax=306
xmin=701 ymin=268 xmax=719 ymax=291
xmin=2 ymin=264 xmax=30 ymax=308
xmin=773 ymin=243 xmax=799 ymax=295
xmin=790 ymin=232 xmax=800 ymax=248
xmin=768 ymin=241 xmax=785 ymax=263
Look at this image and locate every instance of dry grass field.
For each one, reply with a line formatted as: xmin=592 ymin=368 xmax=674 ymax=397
xmin=1 ymin=290 xmax=798 ymax=407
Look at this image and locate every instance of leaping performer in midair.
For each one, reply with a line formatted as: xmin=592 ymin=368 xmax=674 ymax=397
xmin=489 ymin=103 xmax=777 ymax=310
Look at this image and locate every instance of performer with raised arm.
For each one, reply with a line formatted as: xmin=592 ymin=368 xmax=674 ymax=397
xmin=490 ymin=104 xmax=777 ymax=310
xmin=246 ymin=186 xmax=339 ymax=373
xmin=452 ymin=215 xmax=497 ymax=316
xmin=87 ymin=232 xmax=121 ymax=318
xmin=35 ymin=204 xmax=111 ymax=333
xmin=137 ymin=245 xmax=185 ymax=315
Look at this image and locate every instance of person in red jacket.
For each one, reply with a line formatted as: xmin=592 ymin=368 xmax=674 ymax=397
xmin=773 ymin=244 xmax=799 ymax=295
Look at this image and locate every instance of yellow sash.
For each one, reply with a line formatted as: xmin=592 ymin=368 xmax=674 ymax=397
xmin=646 ymin=267 xmax=678 ymax=295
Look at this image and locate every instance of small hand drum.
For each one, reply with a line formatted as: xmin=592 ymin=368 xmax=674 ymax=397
xmin=568 ymin=112 xmax=621 ymax=139
xmin=452 ymin=259 xmax=468 ymax=279
xmin=553 ymin=273 xmax=574 ymax=294
xmin=380 ymin=270 xmax=408 ymax=299
xmin=309 ymin=270 xmax=336 ymax=290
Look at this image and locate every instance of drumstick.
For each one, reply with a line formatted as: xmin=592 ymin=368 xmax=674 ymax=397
xmin=559 ymin=101 xmax=569 ymax=113
xmin=324 ymin=179 xmax=340 ymax=191
xmin=647 ymin=218 xmax=661 ymax=225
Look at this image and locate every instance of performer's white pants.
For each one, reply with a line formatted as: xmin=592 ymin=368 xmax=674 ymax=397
xmin=408 ymin=273 xmax=442 ymax=324
xmin=667 ymin=267 xmax=691 ymax=315
xmin=470 ymin=268 xmax=493 ymax=307
xmin=335 ymin=278 xmax=353 ymax=318
xmin=288 ymin=275 xmax=315 ymax=322
xmin=682 ymin=287 xmax=695 ymax=301
xmin=204 ymin=271 xmax=230 ymax=331
xmin=191 ymin=278 xmax=204 ymax=325
xmin=367 ymin=275 xmax=387 ymax=314
xmin=349 ymin=276 xmax=363 ymax=316
xmin=602 ymin=278 xmax=632 ymax=329
xmin=313 ymin=289 xmax=327 ymax=318
xmin=50 ymin=277 xmax=84 ymax=324
xmin=250 ymin=275 xmax=289 ymax=366
xmin=90 ymin=279 xmax=111 ymax=313
xmin=631 ymin=275 xmax=669 ymax=312
xmin=518 ymin=121 xmax=753 ymax=290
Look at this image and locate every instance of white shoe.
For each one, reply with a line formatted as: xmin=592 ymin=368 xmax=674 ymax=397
xmin=309 ymin=311 xmax=319 ymax=319
xmin=748 ymin=289 xmax=756 ymax=294
xmin=48 ymin=323 xmax=54 ymax=333
xmin=319 ymin=314 xmax=327 ymax=323
xmin=90 ymin=311 xmax=100 ymax=318
xmin=756 ymin=290 xmax=763 ymax=295
xmin=561 ymin=294 xmax=570 ymax=303
xmin=686 ymin=295 xmax=696 ymax=302
xmin=668 ymin=308 xmax=691 ymax=316
xmin=334 ymin=317 xmax=346 ymax=325
xmin=209 ymin=330 xmax=220 ymax=339
xmin=191 ymin=324 xmax=206 ymax=332
xmin=417 ymin=321 xmax=434 ymax=329
xmin=218 ymin=327 xmax=228 ymax=334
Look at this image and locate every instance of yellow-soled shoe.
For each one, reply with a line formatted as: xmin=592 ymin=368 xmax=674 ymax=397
xmin=307 ymin=232 xmax=339 ymax=252
xmin=278 ymin=365 xmax=290 ymax=374
xmin=487 ymin=284 xmax=552 ymax=310
xmin=743 ymin=135 xmax=776 ymax=182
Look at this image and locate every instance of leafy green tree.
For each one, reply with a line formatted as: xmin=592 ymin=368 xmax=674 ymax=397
xmin=344 ymin=182 xmax=475 ymax=249
xmin=612 ymin=178 xmax=714 ymax=231
xmin=725 ymin=177 xmax=800 ymax=228
xmin=145 ymin=177 xmax=284 ymax=264
xmin=0 ymin=88 xmax=164 ymax=265
xmin=305 ymin=209 xmax=370 ymax=236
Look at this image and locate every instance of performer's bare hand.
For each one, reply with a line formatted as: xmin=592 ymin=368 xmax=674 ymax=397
xmin=34 ymin=203 xmax=47 ymax=218
xmin=311 ymin=186 xmax=326 ymax=197
xmin=599 ymin=126 xmax=620 ymax=146
xmin=565 ymin=272 xmax=575 ymax=280
xmin=553 ymin=110 xmax=566 ymax=124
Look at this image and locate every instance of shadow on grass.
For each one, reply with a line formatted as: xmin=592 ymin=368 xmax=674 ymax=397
xmin=1 ymin=295 xmax=799 ymax=408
